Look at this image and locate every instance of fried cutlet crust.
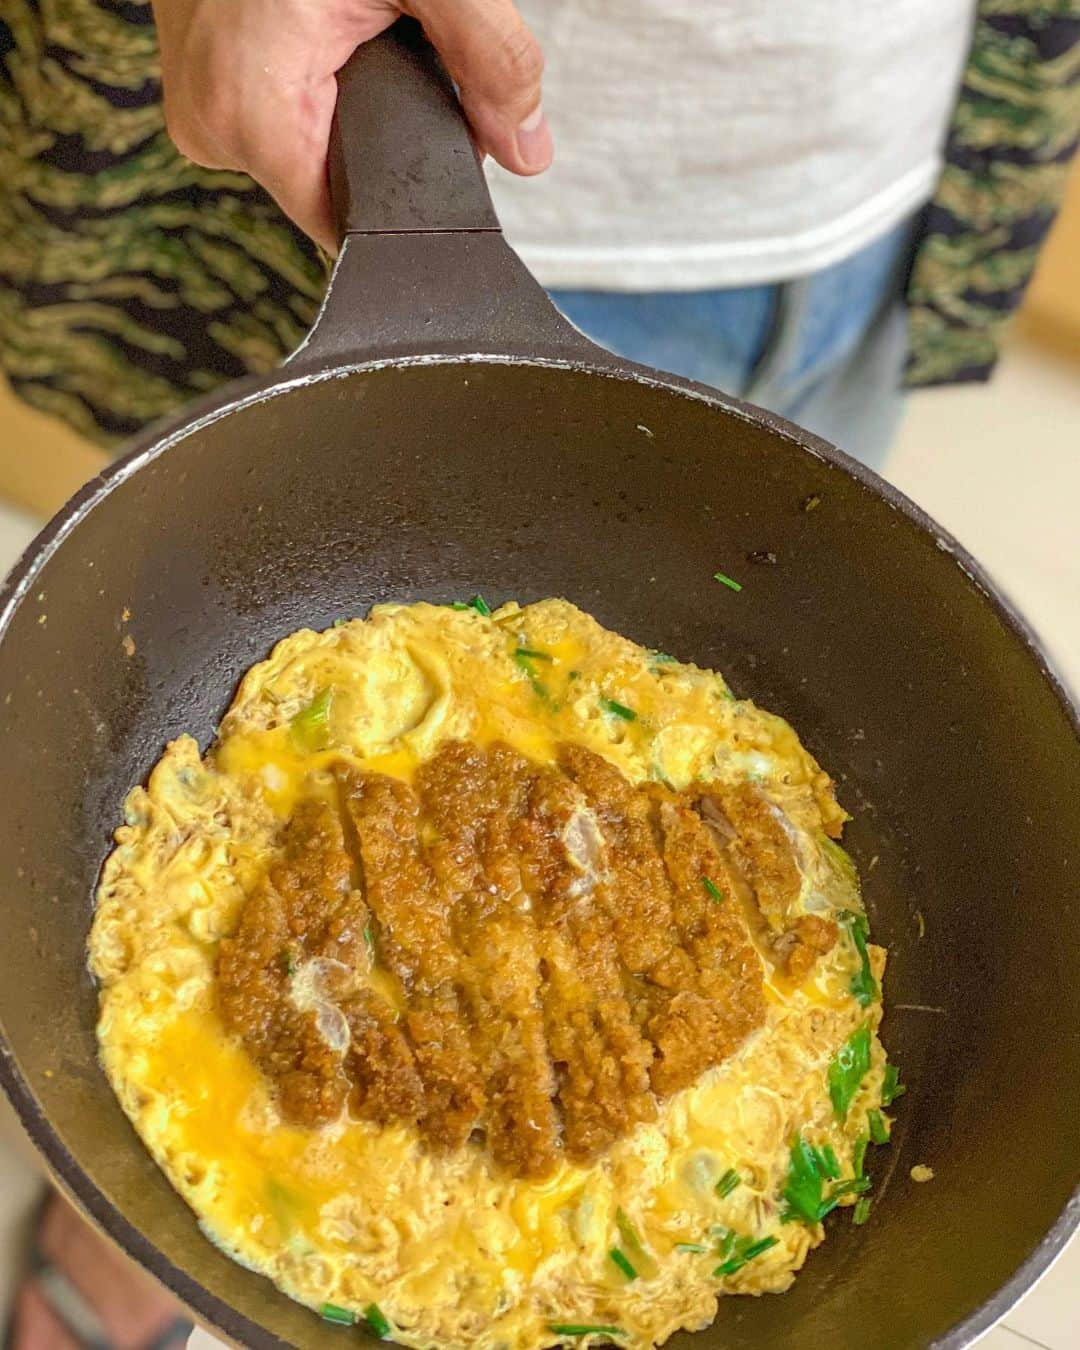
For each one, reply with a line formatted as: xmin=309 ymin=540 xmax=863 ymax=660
xmin=218 ymin=741 xmax=832 ymax=1178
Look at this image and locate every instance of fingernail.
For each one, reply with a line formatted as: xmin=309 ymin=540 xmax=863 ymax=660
xmin=516 ymin=104 xmax=551 ymax=169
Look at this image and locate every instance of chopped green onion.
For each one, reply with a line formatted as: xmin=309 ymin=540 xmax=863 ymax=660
xmin=867 ymin=1108 xmax=890 ymax=1144
xmin=881 ymin=1064 xmax=906 ymax=1107
xmin=514 ymin=649 xmax=552 ymax=702
xmin=821 ymin=836 xmax=857 ymax=879
xmin=783 ymin=1133 xmax=872 ymax=1225
xmin=600 ymin=697 xmax=637 ymax=721
xmin=614 ymin=1208 xmax=657 ymax=1278
xmin=450 ymin=595 xmax=492 ymax=616
xmin=363 ymin=922 xmax=375 ymax=956
xmin=547 ymin=1326 xmax=623 ymax=1339
xmin=713 ymin=1227 xmax=737 ymax=1260
xmin=714 ymin=1234 xmax=778 ymax=1277
xmin=702 ymin=877 xmax=725 ymax=904
xmin=675 ymin=1242 xmax=707 ymax=1254
xmin=321 ymin=1303 xmax=355 ymax=1326
xmin=363 ymin=1304 xmax=392 ymax=1340
xmin=290 ymin=687 xmax=333 ymax=753
xmin=852 ymin=1134 xmax=869 ymax=1179
xmin=713 ymin=572 xmax=743 ymax=592
xmin=608 ymin=1248 xmax=637 ymax=1280
xmin=838 ymin=909 xmax=879 ymax=1008
xmin=280 ymin=947 xmax=297 ymax=976
xmin=828 ymin=1022 xmax=872 ymax=1120
xmin=650 ymin=651 xmax=677 ymax=664
xmin=816 ymin=1177 xmax=874 ymax=1221
xmin=781 ymin=1135 xmax=827 ymax=1224
xmin=852 ymin=1197 xmax=871 ymax=1226
xmin=332 ymin=617 xmax=348 ymax=628
xmin=716 ymin=1168 xmax=741 ymax=1198
xmin=829 ymin=1177 xmax=872 ymax=1199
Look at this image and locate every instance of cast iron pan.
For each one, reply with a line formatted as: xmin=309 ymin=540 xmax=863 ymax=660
xmin=1 ymin=20 xmax=1078 ymax=1350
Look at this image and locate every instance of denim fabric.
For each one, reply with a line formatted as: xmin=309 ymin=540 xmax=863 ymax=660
xmin=549 ymin=218 xmax=917 ymax=471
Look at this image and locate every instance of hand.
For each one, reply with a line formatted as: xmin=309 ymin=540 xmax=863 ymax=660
xmin=153 ymin=0 xmax=552 ymax=252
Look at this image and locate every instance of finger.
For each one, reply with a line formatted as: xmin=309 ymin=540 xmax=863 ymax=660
xmin=409 ymin=0 xmax=552 ymax=175
xmin=232 ymin=71 xmax=342 ymax=252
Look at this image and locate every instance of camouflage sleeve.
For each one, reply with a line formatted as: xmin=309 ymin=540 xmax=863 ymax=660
xmin=0 ymin=0 xmax=328 ymax=446
xmin=905 ymin=1 xmax=1080 ymax=388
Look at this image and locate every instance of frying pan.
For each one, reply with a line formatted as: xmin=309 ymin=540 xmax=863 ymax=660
xmin=1 ymin=19 xmax=1078 ymax=1350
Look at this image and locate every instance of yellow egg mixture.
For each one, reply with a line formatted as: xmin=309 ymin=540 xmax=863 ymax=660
xmin=89 ymin=599 xmax=895 ymax=1349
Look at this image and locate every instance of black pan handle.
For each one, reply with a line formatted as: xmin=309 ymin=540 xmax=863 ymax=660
xmin=292 ymin=17 xmax=612 ymax=370
xmin=327 ymin=17 xmax=499 ymax=238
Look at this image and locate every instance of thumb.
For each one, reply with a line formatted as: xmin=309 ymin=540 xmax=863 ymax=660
xmin=409 ymin=0 xmax=552 ymax=175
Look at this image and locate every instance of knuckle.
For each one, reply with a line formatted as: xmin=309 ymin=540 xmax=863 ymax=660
xmin=497 ymin=26 xmax=544 ymax=93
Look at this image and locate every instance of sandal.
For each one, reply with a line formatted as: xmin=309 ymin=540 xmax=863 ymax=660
xmin=4 ymin=1192 xmax=193 ymax=1350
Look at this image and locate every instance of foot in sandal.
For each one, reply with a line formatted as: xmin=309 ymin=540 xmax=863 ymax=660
xmin=7 ymin=1191 xmax=192 ymax=1350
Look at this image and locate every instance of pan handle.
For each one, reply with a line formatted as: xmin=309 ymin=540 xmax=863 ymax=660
xmin=291 ymin=17 xmax=613 ymax=369
xmin=326 ymin=17 xmax=499 ymax=238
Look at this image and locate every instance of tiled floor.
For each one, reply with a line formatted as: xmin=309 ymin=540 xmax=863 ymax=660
xmin=1 ymin=338 xmax=1077 ymax=1346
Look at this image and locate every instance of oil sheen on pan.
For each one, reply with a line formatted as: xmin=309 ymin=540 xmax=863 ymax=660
xmin=88 ymin=599 xmax=901 ymax=1349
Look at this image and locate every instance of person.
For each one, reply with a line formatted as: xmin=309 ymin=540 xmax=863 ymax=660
xmin=2 ymin=2 xmax=1077 ymax=1346
xmin=1 ymin=2 xmax=1077 ymax=468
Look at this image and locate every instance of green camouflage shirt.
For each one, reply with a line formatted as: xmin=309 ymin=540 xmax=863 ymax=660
xmin=1 ymin=1 xmax=1078 ymax=443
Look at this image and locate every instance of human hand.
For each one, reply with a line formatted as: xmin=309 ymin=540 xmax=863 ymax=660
xmin=153 ymin=0 xmax=551 ymax=252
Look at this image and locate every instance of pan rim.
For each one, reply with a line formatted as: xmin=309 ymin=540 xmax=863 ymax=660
xmin=1 ymin=352 xmax=1078 ymax=1350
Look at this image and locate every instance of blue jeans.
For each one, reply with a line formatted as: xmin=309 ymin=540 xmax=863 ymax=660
xmin=550 ymin=219 xmax=917 ymax=472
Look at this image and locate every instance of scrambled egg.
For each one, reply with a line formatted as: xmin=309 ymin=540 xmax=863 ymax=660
xmin=89 ymin=599 xmax=892 ymax=1349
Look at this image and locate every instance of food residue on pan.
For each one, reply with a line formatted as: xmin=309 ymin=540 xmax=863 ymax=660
xmin=89 ymin=598 xmax=902 ymax=1350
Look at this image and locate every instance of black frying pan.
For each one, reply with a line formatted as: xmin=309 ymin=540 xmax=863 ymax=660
xmin=1 ymin=21 xmax=1078 ymax=1350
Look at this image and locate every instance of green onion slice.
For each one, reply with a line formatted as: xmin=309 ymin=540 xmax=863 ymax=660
xmin=675 ymin=1242 xmax=707 ymax=1254
xmin=829 ymin=1177 xmax=872 ymax=1199
xmin=290 ymin=687 xmax=332 ymax=753
xmin=867 ymin=1108 xmax=890 ymax=1144
xmin=852 ymin=1197 xmax=871 ymax=1226
xmin=716 ymin=1168 xmax=741 ymax=1198
xmin=450 ymin=595 xmax=492 ymax=616
xmin=881 ymin=1063 xmax=906 ymax=1106
xmin=839 ymin=909 xmax=879 ymax=1008
xmin=321 ymin=1303 xmax=355 ymax=1326
xmin=714 ymin=1234 xmax=778 ymax=1277
xmin=781 ymin=1135 xmax=826 ymax=1224
xmin=702 ymin=877 xmax=725 ymax=904
xmin=363 ymin=1303 xmax=392 ymax=1340
xmin=614 ymin=1208 xmax=657 ymax=1277
xmin=853 ymin=1134 xmax=869 ymax=1179
xmin=608 ymin=1247 xmax=637 ymax=1280
xmin=713 ymin=1226 xmax=737 ymax=1260
xmin=828 ymin=1023 xmax=872 ymax=1120
xmin=513 ymin=649 xmax=552 ymax=702
xmin=713 ymin=572 xmax=743 ymax=592
xmin=600 ymin=697 xmax=637 ymax=721
xmin=515 ymin=647 xmax=553 ymax=661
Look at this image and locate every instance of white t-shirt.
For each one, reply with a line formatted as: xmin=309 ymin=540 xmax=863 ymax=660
xmin=487 ymin=0 xmax=974 ymax=290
